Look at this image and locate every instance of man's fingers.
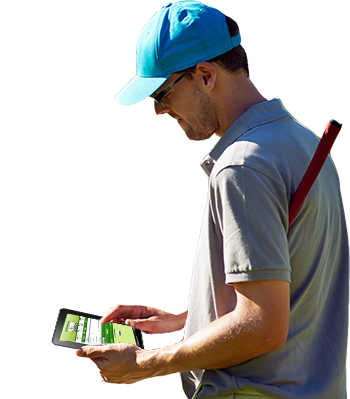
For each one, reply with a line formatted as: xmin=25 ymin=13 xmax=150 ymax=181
xmin=75 ymin=346 xmax=109 ymax=370
xmin=125 ymin=317 xmax=158 ymax=333
xmin=76 ymin=346 xmax=113 ymax=370
xmin=76 ymin=345 xmax=108 ymax=359
xmin=100 ymin=305 xmax=128 ymax=324
xmin=125 ymin=319 xmax=135 ymax=328
xmin=101 ymin=305 xmax=144 ymax=324
xmin=125 ymin=319 xmax=147 ymax=331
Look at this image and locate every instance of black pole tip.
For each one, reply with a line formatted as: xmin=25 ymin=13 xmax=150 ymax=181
xmin=330 ymin=119 xmax=342 ymax=128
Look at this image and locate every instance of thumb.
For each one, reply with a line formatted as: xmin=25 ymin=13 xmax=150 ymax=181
xmin=125 ymin=319 xmax=135 ymax=328
xmin=76 ymin=345 xmax=106 ymax=359
xmin=125 ymin=318 xmax=158 ymax=333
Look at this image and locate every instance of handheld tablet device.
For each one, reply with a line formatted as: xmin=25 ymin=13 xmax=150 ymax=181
xmin=52 ymin=308 xmax=144 ymax=349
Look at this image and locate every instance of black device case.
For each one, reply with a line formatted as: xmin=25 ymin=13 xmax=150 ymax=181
xmin=52 ymin=308 xmax=144 ymax=349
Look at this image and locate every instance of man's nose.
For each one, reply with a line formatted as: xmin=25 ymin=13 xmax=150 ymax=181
xmin=154 ymin=101 xmax=171 ymax=115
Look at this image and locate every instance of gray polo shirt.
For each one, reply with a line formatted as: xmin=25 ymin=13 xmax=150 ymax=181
xmin=181 ymin=99 xmax=349 ymax=399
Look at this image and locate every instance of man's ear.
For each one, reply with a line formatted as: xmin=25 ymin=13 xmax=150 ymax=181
xmin=195 ymin=62 xmax=217 ymax=90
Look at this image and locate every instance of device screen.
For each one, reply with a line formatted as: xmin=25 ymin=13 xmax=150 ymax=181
xmin=59 ymin=313 xmax=137 ymax=345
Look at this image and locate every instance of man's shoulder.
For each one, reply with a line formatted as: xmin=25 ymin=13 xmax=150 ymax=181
xmin=211 ymin=116 xmax=319 ymax=184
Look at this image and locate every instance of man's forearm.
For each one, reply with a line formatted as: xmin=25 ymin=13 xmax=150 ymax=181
xmin=141 ymin=309 xmax=276 ymax=378
xmin=139 ymin=282 xmax=289 ymax=378
xmin=77 ymin=281 xmax=289 ymax=384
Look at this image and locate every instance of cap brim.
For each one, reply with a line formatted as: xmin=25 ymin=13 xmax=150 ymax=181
xmin=115 ymin=74 xmax=170 ymax=105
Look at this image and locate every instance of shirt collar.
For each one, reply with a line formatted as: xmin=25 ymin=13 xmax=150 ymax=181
xmin=200 ymin=98 xmax=289 ymax=176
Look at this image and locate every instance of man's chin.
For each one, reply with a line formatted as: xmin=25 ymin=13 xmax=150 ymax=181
xmin=184 ymin=128 xmax=215 ymax=142
xmin=178 ymin=120 xmax=215 ymax=141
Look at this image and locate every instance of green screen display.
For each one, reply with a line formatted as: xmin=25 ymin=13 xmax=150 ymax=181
xmin=59 ymin=314 xmax=136 ymax=345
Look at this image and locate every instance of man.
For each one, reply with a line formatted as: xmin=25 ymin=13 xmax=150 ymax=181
xmin=76 ymin=2 xmax=349 ymax=398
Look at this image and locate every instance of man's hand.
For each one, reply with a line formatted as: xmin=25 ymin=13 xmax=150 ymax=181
xmin=76 ymin=343 xmax=160 ymax=384
xmin=77 ymin=281 xmax=290 ymax=384
xmin=101 ymin=305 xmax=187 ymax=334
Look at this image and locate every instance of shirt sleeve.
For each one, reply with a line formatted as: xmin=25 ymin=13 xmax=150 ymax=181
xmin=209 ymin=165 xmax=291 ymax=284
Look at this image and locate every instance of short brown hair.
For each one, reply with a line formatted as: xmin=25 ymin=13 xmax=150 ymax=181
xmin=178 ymin=16 xmax=249 ymax=78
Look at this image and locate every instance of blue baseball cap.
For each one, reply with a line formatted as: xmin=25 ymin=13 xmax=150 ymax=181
xmin=115 ymin=1 xmax=241 ymax=105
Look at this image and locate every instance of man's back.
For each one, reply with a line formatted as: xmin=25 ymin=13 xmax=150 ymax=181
xmin=183 ymin=99 xmax=349 ymax=398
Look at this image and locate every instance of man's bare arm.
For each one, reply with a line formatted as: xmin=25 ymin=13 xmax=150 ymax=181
xmin=77 ymin=280 xmax=290 ymax=384
xmin=158 ymin=280 xmax=290 ymax=373
xmin=101 ymin=305 xmax=188 ymax=334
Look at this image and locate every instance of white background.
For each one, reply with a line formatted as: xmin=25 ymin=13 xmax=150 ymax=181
xmin=1 ymin=0 xmax=349 ymax=397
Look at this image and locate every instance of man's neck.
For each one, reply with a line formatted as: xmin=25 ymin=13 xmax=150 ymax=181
xmin=214 ymin=72 xmax=266 ymax=137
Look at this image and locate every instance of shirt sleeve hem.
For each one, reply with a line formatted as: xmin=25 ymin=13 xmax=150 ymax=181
xmin=225 ymin=269 xmax=291 ymax=284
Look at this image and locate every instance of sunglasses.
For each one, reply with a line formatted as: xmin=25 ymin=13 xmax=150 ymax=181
xmin=150 ymin=72 xmax=187 ymax=108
